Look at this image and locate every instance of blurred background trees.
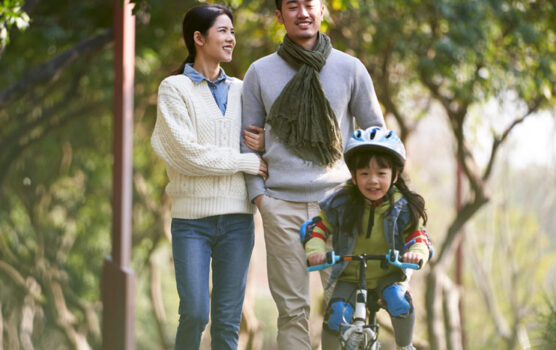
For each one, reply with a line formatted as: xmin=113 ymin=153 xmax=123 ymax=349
xmin=0 ymin=0 xmax=554 ymax=349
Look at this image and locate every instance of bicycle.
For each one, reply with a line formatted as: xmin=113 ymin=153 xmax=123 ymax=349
xmin=307 ymin=250 xmax=421 ymax=350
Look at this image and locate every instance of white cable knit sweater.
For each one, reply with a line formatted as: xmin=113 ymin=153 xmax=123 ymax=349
xmin=151 ymin=74 xmax=260 ymax=219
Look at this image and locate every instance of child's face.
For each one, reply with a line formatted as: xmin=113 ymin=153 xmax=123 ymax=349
xmin=351 ymin=156 xmax=397 ymax=201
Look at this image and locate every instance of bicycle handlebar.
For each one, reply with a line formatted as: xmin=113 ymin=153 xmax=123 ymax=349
xmin=385 ymin=249 xmax=422 ymax=270
xmin=307 ymin=249 xmax=421 ymax=272
xmin=307 ymin=251 xmax=341 ymax=272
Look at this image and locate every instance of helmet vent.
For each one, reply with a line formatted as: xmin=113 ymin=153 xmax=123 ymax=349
xmin=344 ymin=127 xmax=406 ymax=165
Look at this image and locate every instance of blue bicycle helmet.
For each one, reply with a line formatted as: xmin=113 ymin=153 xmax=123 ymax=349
xmin=344 ymin=127 xmax=406 ymax=167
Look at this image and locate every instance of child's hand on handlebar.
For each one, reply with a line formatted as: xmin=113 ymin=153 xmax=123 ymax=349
xmin=402 ymin=251 xmax=423 ymax=266
xmin=307 ymin=253 xmax=326 ymax=266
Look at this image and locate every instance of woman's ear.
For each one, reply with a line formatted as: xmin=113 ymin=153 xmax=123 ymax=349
xmin=193 ymin=31 xmax=205 ymax=47
xmin=392 ymin=170 xmax=399 ymax=184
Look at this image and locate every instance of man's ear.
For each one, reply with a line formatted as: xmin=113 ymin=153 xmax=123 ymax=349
xmin=193 ymin=31 xmax=205 ymax=47
xmin=275 ymin=9 xmax=284 ymax=25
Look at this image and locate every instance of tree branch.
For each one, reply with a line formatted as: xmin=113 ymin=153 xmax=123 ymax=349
xmin=0 ymin=100 xmax=104 ymax=186
xmin=5 ymin=308 xmax=20 ymax=350
xmin=148 ymin=255 xmax=172 ymax=349
xmin=375 ymin=42 xmax=415 ymax=142
xmin=434 ymin=197 xmax=488 ymax=264
xmin=443 ymin=277 xmax=462 ymax=350
xmin=482 ymin=99 xmax=542 ymax=180
xmin=468 ymin=234 xmax=511 ymax=338
xmin=0 ymin=28 xmax=113 ymax=109
xmin=41 ymin=267 xmax=91 ymax=350
xmin=426 ymin=267 xmax=449 ymax=350
xmin=0 ymin=302 xmax=3 ymax=349
xmin=0 ymin=68 xmax=84 ymax=152
xmin=0 ymin=261 xmax=43 ymax=303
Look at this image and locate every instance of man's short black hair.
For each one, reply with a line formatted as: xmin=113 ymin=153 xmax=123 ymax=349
xmin=275 ymin=0 xmax=322 ymax=11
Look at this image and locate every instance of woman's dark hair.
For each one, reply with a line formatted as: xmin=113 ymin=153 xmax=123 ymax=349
xmin=340 ymin=150 xmax=427 ymax=235
xmin=172 ymin=4 xmax=233 ymax=75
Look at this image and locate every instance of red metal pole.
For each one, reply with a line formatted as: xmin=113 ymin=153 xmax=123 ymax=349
xmin=102 ymin=1 xmax=135 ymax=349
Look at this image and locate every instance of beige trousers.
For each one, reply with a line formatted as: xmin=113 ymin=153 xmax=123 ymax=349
xmin=258 ymin=195 xmax=330 ymax=350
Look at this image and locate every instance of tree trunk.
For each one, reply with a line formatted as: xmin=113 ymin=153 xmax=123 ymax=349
xmin=238 ymin=212 xmax=265 ymax=350
xmin=426 ymin=265 xmax=446 ymax=350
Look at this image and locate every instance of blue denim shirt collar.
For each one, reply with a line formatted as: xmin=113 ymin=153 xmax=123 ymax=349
xmin=183 ymin=63 xmax=230 ymax=115
xmin=184 ymin=63 xmax=228 ymax=85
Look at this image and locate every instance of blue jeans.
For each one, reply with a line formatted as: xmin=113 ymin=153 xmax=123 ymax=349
xmin=171 ymin=214 xmax=254 ymax=350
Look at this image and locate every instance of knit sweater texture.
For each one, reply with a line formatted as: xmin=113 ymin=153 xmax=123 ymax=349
xmin=241 ymin=48 xmax=385 ymax=203
xmin=152 ymin=74 xmax=260 ymax=219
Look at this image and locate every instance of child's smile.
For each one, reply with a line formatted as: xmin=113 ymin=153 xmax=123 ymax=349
xmin=352 ymin=156 xmax=397 ymax=201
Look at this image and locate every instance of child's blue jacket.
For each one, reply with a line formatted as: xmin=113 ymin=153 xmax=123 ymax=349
xmin=319 ymin=185 xmax=413 ymax=288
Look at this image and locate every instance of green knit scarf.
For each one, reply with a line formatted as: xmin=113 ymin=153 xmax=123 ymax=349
xmin=266 ymin=33 xmax=343 ymax=166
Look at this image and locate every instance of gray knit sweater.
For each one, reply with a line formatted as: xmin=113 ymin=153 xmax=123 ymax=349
xmin=241 ymin=48 xmax=385 ymax=203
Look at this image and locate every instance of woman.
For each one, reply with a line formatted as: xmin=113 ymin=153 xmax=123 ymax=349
xmin=151 ymin=4 xmax=266 ymax=349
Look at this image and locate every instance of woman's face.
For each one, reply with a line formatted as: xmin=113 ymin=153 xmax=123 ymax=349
xmin=196 ymin=14 xmax=235 ymax=63
xmin=351 ymin=156 xmax=397 ymax=201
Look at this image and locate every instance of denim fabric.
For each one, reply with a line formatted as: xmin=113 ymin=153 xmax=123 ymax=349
xmin=171 ymin=214 xmax=254 ymax=350
xmin=319 ymin=185 xmax=410 ymax=288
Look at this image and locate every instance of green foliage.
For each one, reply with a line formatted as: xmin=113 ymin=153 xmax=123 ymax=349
xmin=328 ymin=0 xmax=554 ymax=132
xmin=0 ymin=0 xmax=30 ymax=50
xmin=463 ymin=158 xmax=556 ymax=349
xmin=538 ymin=296 xmax=556 ymax=349
xmin=0 ymin=0 xmax=554 ymax=348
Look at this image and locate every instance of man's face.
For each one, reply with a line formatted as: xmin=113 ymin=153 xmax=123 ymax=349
xmin=276 ymin=0 xmax=324 ymax=48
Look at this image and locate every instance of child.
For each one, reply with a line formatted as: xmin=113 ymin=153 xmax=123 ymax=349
xmin=304 ymin=127 xmax=433 ymax=350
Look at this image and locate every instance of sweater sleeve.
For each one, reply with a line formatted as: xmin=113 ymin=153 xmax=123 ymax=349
xmin=349 ymin=58 xmax=386 ymax=129
xmin=403 ymin=224 xmax=431 ymax=268
xmin=241 ymin=65 xmax=267 ymax=201
xmin=151 ymin=79 xmax=260 ymax=177
xmin=305 ymin=211 xmax=333 ymax=259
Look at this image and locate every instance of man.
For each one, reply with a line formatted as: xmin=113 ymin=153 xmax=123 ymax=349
xmin=241 ymin=0 xmax=385 ymax=348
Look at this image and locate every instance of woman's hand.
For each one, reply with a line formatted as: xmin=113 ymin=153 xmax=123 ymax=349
xmin=307 ymin=253 xmax=325 ymax=266
xmin=253 ymin=195 xmax=264 ymax=208
xmin=244 ymin=125 xmax=265 ymax=152
xmin=258 ymin=156 xmax=268 ymax=179
xmin=402 ymin=251 xmax=423 ymax=266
